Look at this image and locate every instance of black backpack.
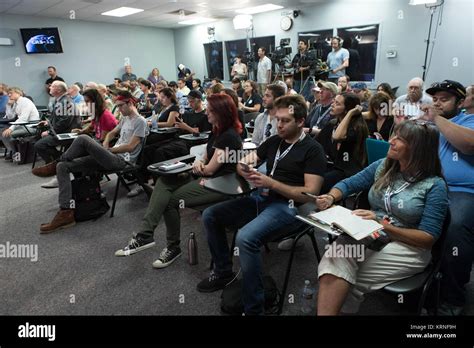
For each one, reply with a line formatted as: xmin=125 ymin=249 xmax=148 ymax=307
xmin=220 ymin=275 xmax=281 ymax=315
xmin=71 ymin=175 xmax=110 ymax=222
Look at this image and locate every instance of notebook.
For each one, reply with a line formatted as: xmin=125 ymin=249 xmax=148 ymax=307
xmin=308 ymin=205 xmax=383 ymax=241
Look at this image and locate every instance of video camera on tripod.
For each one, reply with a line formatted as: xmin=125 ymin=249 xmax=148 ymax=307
xmin=304 ymin=39 xmax=330 ymax=77
xmin=269 ymin=38 xmax=292 ymax=66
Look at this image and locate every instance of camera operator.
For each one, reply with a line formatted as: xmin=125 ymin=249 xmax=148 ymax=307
xmin=292 ymin=39 xmax=314 ymax=102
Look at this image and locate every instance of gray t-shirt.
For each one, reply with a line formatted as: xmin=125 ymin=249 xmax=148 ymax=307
xmin=114 ymin=114 xmax=147 ymax=163
xmin=252 ymin=111 xmax=278 ymax=146
xmin=327 ymin=48 xmax=350 ymax=78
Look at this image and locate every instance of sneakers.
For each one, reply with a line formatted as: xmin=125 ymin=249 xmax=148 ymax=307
xmin=41 ymin=176 xmax=59 ymax=188
xmin=127 ymin=185 xmax=145 ymax=198
xmin=32 ymin=160 xmax=57 ymax=177
xmin=115 ymin=236 xmax=156 ymax=256
xmin=277 ymin=237 xmax=304 ymax=251
xmin=40 ymin=209 xmax=76 ymax=233
xmin=152 ymin=247 xmax=182 ymax=269
xmin=197 ymin=271 xmax=237 ymax=293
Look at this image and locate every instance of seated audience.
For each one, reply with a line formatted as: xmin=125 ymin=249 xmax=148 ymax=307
xmin=0 ymin=83 xmax=9 ymax=116
xmin=351 ymin=82 xmax=371 ymax=111
xmin=420 ymin=80 xmax=474 ymax=315
xmin=138 ymin=80 xmax=155 ymax=116
xmin=67 ymin=84 xmax=84 ymax=105
xmin=462 ymin=84 xmax=473 ymax=115
xmin=316 ymin=120 xmax=448 ymax=315
xmin=72 ymin=88 xmax=118 ymax=141
xmin=239 ymin=80 xmax=263 ymax=114
xmin=231 ymin=77 xmax=244 ymax=99
xmin=221 ymin=88 xmax=247 ymax=140
xmin=0 ymin=87 xmax=40 ymax=156
xmin=252 ymin=84 xmax=286 ymax=146
xmin=115 ymin=94 xmax=243 ymax=269
xmin=113 ymin=78 xmax=122 ymax=88
xmin=130 ymin=80 xmax=143 ymax=99
xmin=98 ymin=84 xmax=114 ymax=111
xmin=317 ymin=93 xmax=369 ymax=193
xmin=33 ymin=90 xmax=147 ymax=233
xmin=363 ymin=92 xmax=394 ymax=141
xmin=192 ymin=78 xmax=205 ymax=95
xmin=377 ymin=82 xmax=396 ymax=101
xmin=197 ymin=95 xmax=326 ymax=315
xmin=33 ymin=81 xmax=81 ymax=166
xmin=84 ymin=81 xmax=98 ymax=91
xmin=305 ymin=81 xmax=338 ymax=137
xmin=122 ymin=65 xmax=137 ymax=82
xmin=394 ymin=77 xmax=432 ymax=118
xmin=285 ymin=78 xmax=298 ymax=96
xmin=337 ymin=75 xmax=352 ymax=93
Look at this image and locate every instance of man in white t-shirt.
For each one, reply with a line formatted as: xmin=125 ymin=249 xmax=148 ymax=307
xmin=0 ymin=87 xmax=40 ymax=156
xmin=257 ymin=47 xmax=272 ymax=95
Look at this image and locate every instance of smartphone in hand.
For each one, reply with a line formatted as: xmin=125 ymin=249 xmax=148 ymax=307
xmin=239 ymin=161 xmax=253 ymax=173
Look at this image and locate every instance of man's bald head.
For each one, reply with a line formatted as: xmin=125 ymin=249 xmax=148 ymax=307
xmin=407 ymin=77 xmax=424 ymax=102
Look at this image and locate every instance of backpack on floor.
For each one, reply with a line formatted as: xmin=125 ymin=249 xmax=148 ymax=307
xmin=220 ymin=275 xmax=281 ymax=315
xmin=71 ymin=175 xmax=110 ymax=222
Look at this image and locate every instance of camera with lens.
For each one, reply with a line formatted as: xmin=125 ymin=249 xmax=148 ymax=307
xmin=269 ymin=38 xmax=292 ymax=65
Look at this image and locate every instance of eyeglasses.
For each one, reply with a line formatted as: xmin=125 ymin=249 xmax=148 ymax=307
xmin=265 ymin=123 xmax=272 ymax=138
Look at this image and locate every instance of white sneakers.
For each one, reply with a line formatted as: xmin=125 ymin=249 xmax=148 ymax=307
xmin=41 ymin=174 xmax=75 ymax=189
xmin=41 ymin=176 xmax=59 ymax=189
xmin=127 ymin=185 xmax=145 ymax=198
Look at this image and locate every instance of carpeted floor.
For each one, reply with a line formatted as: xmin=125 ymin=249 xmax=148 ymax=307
xmin=1 ymin=154 xmax=472 ymax=316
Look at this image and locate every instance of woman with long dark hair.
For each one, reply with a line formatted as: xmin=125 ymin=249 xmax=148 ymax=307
xmin=315 ymin=120 xmax=448 ymax=315
xmin=239 ymin=80 xmax=263 ymax=114
xmin=317 ymin=93 xmax=369 ymax=193
xmin=364 ymin=91 xmax=394 ymax=141
xmin=72 ymin=88 xmax=118 ymax=141
xmin=116 ymin=94 xmax=243 ymax=268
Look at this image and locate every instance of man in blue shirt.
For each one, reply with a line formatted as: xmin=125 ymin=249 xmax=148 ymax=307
xmin=423 ymin=80 xmax=474 ymax=315
xmin=326 ymin=37 xmax=349 ymax=83
xmin=0 ymin=83 xmax=9 ymax=116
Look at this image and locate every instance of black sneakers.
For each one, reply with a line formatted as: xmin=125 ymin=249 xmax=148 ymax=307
xmin=197 ymin=271 xmax=238 ymax=293
xmin=115 ymin=236 xmax=155 ymax=256
xmin=152 ymin=247 xmax=182 ymax=269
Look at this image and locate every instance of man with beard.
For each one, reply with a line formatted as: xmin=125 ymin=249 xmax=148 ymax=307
xmin=422 ymin=80 xmax=474 ymax=315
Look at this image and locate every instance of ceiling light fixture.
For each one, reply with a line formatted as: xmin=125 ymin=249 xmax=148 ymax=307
xmin=236 ymin=3 xmax=283 ymax=15
xmin=233 ymin=14 xmax=253 ymax=30
xmin=409 ymin=0 xmax=437 ymax=5
xmin=345 ymin=25 xmax=377 ymax=32
xmin=178 ymin=17 xmax=216 ymax=25
xmin=101 ymin=7 xmax=144 ymax=17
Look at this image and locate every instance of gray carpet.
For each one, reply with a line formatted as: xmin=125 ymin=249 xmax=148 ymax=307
xmin=1 ymin=155 xmax=473 ymax=316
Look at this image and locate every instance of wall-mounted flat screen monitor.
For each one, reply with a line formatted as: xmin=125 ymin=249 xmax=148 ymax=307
xmin=20 ymin=27 xmax=63 ymax=54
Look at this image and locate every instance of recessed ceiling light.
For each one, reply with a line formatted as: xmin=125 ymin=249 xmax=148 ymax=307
xmin=409 ymin=0 xmax=437 ymax=5
xmin=236 ymin=3 xmax=283 ymax=15
xmin=178 ymin=17 xmax=216 ymax=25
xmin=101 ymin=7 xmax=144 ymax=17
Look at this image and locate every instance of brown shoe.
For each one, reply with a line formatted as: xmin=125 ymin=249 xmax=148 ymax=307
xmin=40 ymin=209 xmax=76 ymax=234
xmin=32 ymin=161 xmax=58 ymax=177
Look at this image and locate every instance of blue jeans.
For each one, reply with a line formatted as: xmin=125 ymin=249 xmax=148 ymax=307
xmin=440 ymin=191 xmax=474 ymax=306
xmin=293 ymin=79 xmax=314 ymax=103
xmin=202 ymin=192 xmax=298 ymax=315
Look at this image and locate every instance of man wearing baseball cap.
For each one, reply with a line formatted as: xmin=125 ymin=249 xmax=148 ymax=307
xmin=177 ymin=64 xmax=194 ymax=90
xmin=304 ymin=80 xmax=337 ymax=137
xmin=422 ymin=79 xmax=474 ymax=315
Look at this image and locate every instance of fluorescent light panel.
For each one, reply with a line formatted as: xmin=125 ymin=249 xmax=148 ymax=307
xmin=345 ymin=26 xmax=377 ymax=32
xmin=409 ymin=0 xmax=437 ymax=5
xmin=101 ymin=7 xmax=144 ymax=17
xmin=236 ymin=3 xmax=283 ymax=15
xmin=178 ymin=17 xmax=216 ymax=25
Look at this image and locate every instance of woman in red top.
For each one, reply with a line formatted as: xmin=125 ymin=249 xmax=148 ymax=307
xmin=72 ymin=88 xmax=118 ymax=141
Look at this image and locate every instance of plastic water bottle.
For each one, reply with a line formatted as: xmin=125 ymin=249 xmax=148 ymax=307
xmin=187 ymin=232 xmax=198 ymax=265
xmin=151 ymin=112 xmax=158 ymax=130
xmin=301 ymin=280 xmax=315 ymax=314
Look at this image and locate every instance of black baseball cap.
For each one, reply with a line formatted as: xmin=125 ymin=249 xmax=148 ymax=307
xmin=426 ymin=80 xmax=466 ymax=99
xmin=188 ymin=90 xmax=202 ymax=99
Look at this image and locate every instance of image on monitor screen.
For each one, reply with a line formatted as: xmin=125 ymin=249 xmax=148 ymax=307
xmin=20 ymin=27 xmax=63 ymax=54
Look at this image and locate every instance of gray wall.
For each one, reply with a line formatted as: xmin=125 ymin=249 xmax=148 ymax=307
xmin=173 ymin=0 xmax=474 ymax=92
xmin=0 ymin=14 xmax=176 ymax=105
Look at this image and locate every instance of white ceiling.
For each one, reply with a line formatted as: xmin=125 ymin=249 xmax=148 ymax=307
xmin=0 ymin=0 xmax=329 ymax=29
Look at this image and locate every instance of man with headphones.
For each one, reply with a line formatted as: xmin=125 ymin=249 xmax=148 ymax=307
xmin=326 ymin=37 xmax=350 ymax=83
